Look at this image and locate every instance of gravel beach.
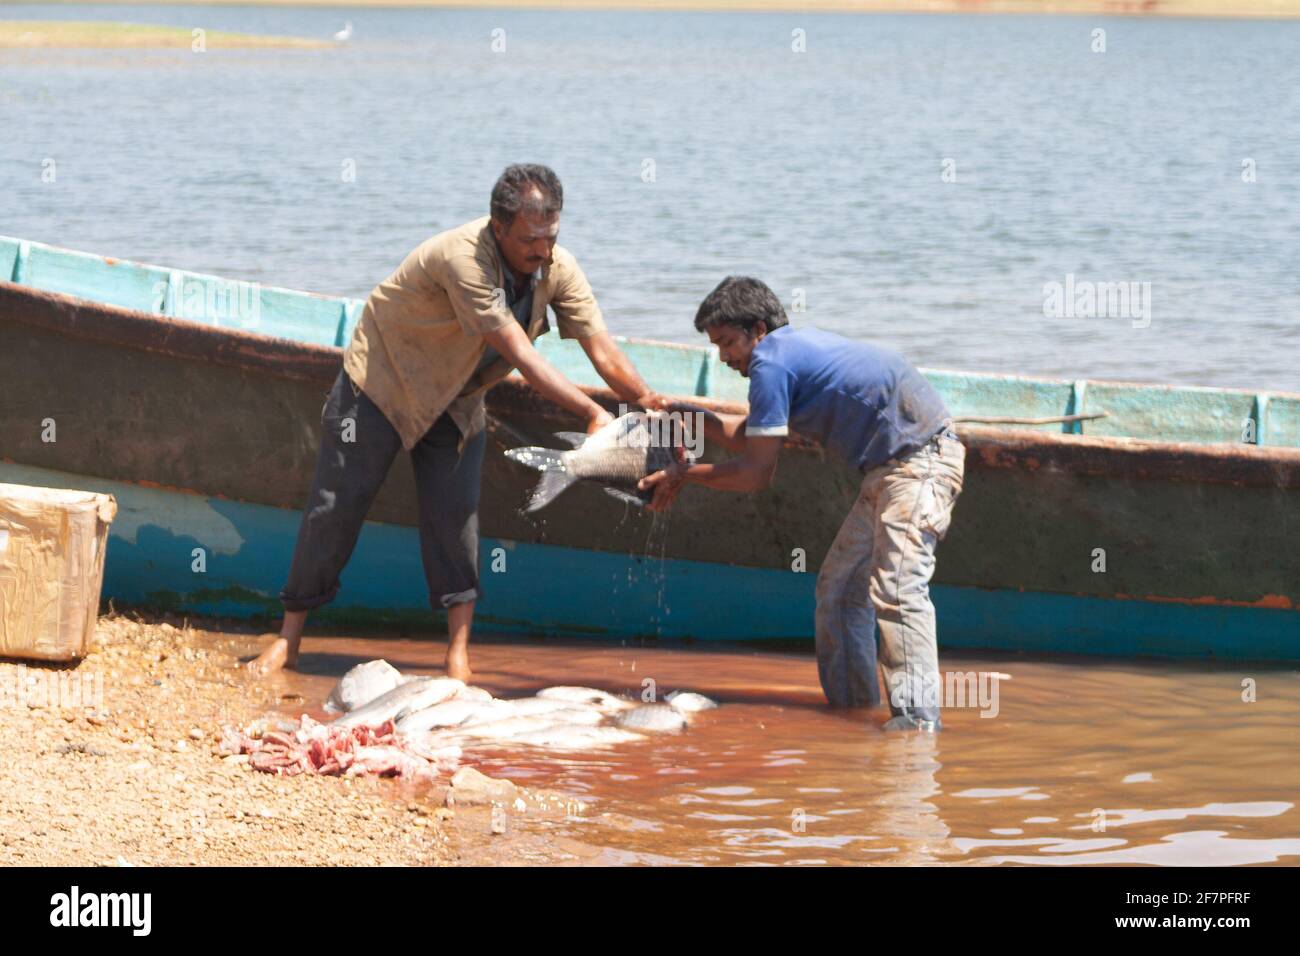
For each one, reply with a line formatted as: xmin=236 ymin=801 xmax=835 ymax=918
xmin=0 ymin=613 xmax=583 ymax=867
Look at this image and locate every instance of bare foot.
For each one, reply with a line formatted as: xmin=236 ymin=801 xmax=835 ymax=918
xmin=445 ymin=645 xmax=473 ymax=683
xmin=247 ymin=636 xmax=298 ymax=676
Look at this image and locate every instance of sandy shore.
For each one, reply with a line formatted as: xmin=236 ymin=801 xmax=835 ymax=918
xmin=13 ymin=1 xmax=1300 ymax=19
xmin=0 ymin=21 xmax=332 ymax=49
xmin=0 ymin=612 xmax=590 ymax=867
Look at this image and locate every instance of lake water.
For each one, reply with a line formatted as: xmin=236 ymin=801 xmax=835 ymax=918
xmin=270 ymin=631 xmax=1300 ymax=866
xmin=4 ymin=5 xmax=1299 ymax=392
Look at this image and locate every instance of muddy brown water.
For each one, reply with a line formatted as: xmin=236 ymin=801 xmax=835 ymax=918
xmin=253 ymin=633 xmax=1300 ymax=866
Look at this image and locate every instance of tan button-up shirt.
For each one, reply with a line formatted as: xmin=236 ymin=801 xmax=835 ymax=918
xmin=342 ymin=216 xmax=606 ymax=451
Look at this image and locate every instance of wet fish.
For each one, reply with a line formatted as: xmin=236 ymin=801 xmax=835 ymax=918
xmin=504 ymin=412 xmax=688 ymax=512
xmin=403 ymin=737 xmax=464 ymax=764
xmin=457 ymin=708 xmax=605 ymax=740
xmin=504 ymin=697 xmax=595 ymax=719
xmin=509 ymin=724 xmax=646 ymax=749
xmin=536 ymin=705 xmax=605 ymax=726
xmin=449 ymin=715 xmax=565 ymax=741
xmin=455 ymin=699 xmax=522 ymax=727
xmin=332 ymin=677 xmax=464 ymax=729
xmin=394 ymin=698 xmax=485 ymax=734
xmin=614 ymin=703 xmax=688 ymax=733
xmin=666 ymin=691 xmax=718 ymax=713
xmin=537 ymin=686 xmax=635 ymax=712
xmin=323 ymin=660 xmax=404 ymax=714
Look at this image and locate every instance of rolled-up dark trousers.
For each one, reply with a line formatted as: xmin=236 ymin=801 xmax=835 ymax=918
xmin=279 ymin=368 xmax=485 ymax=613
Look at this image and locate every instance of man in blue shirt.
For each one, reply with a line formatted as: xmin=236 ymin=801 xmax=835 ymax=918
xmin=639 ymin=277 xmax=964 ymax=732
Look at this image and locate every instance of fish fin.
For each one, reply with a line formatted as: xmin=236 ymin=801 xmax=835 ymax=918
xmin=525 ymin=469 xmax=579 ymax=512
xmin=604 ymin=486 xmax=647 ymax=508
xmin=553 ymin=431 xmax=588 ymax=449
xmin=504 ymin=446 xmax=567 ymax=473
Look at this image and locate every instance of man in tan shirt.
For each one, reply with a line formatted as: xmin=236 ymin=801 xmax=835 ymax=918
xmin=251 ymin=164 xmax=655 ymax=678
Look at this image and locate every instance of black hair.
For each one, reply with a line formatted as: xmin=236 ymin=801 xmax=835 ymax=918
xmin=693 ymin=276 xmax=790 ymax=336
xmin=490 ymin=164 xmax=564 ymax=226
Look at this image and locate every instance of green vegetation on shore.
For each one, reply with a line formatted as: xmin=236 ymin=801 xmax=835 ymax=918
xmin=0 ymin=20 xmax=331 ymax=49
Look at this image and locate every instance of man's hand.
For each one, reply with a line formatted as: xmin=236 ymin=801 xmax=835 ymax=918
xmin=635 ymin=391 xmax=672 ymax=412
xmin=638 ymin=462 xmax=687 ymax=512
xmin=587 ymin=409 xmax=614 ymax=435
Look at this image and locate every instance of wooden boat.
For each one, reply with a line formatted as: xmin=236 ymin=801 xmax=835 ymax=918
xmin=2 ymin=236 xmax=1296 ymax=660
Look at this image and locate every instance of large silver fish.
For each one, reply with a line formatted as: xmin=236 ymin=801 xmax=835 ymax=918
xmin=666 ymin=691 xmax=718 ymax=713
xmin=536 ymin=686 xmax=636 ymax=712
xmin=394 ymin=698 xmax=485 ymax=734
xmin=509 ymin=724 xmax=646 ymax=749
xmin=455 ymin=708 xmax=605 ymax=741
xmin=323 ymin=659 xmax=405 ymax=715
xmin=614 ymin=703 xmax=688 ymax=733
xmin=504 ymin=412 xmax=689 ymax=512
xmin=331 ymin=677 xmax=464 ymax=729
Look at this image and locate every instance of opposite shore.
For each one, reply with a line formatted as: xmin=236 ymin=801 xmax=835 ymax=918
xmin=6 ymin=1 xmax=1300 ymax=21
xmin=0 ymin=20 xmax=331 ymax=47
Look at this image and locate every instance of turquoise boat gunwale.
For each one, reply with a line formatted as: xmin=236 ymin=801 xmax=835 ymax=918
xmin=4 ymin=231 xmax=1299 ymax=449
xmin=5 ymin=279 xmax=1298 ymax=498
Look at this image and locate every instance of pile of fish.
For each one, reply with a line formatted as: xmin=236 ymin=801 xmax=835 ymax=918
xmin=333 ymin=660 xmax=717 ymax=754
xmin=399 ymin=686 xmax=707 ymax=750
xmin=222 ymin=660 xmax=717 ymax=781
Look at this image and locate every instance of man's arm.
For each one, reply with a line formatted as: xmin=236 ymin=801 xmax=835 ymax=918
xmin=549 ymin=252 xmax=658 ymax=409
xmin=582 ymin=344 xmax=749 ymax=453
xmin=485 ymin=322 xmax=612 ymax=433
xmin=655 ymin=400 xmax=749 ymax=454
xmin=637 ymin=435 xmax=782 ymax=511
xmin=578 ymin=330 xmax=654 ymax=406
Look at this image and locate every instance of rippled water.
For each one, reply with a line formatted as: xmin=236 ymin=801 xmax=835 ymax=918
xmin=4 ymin=6 xmax=1299 ymax=391
xmin=268 ymin=633 xmax=1300 ymax=866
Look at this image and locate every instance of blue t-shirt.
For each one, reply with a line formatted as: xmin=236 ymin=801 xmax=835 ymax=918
xmin=744 ymin=326 xmax=950 ymax=471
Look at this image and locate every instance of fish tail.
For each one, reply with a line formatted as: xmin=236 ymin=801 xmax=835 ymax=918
xmin=504 ymin=446 xmax=578 ymax=511
xmin=526 ymin=469 xmax=578 ymax=512
xmin=504 ymin=446 xmax=568 ymax=472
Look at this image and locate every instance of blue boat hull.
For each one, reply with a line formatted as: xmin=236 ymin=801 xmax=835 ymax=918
xmin=2 ymin=461 xmax=1293 ymax=661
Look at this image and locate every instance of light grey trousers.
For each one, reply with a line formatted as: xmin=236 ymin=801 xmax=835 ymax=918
xmin=814 ymin=429 xmax=965 ymax=720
